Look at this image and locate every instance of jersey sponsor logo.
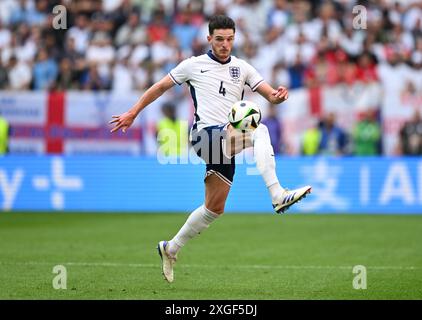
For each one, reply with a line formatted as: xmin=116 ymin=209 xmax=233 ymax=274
xmin=200 ymin=69 xmax=211 ymax=73
xmin=229 ymin=66 xmax=241 ymax=79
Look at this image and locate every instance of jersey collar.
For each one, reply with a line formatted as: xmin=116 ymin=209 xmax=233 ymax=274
xmin=207 ymin=50 xmax=231 ymax=64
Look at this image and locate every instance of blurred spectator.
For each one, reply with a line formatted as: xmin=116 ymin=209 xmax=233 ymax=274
xmin=271 ymin=60 xmax=290 ymax=89
xmin=147 ymin=7 xmax=170 ymax=43
xmin=352 ymin=110 xmax=381 ymax=155
xmin=66 ymin=14 xmax=91 ymax=54
xmin=7 ymin=55 xmax=31 ymax=90
xmin=403 ymin=2 xmax=422 ymax=32
xmin=376 ymin=46 xmax=409 ymax=93
xmin=318 ymin=113 xmax=348 ymax=155
xmin=284 ymin=32 xmax=316 ymax=68
xmin=133 ymin=64 xmax=150 ymax=91
xmin=2 ymin=24 xmax=38 ymax=64
xmin=334 ymin=50 xmax=357 ymax=85
xmin=108 ymin=0 xmax=140 ymax=32
xmin=114 ymin=10 xmax=146 ymax=47
xmin=0 ymin=0 xmax=18 ymax=26
xmin=10 ymin=0 xmax=34 ymax=26
xmin=407 ymin=50 xmax=422 ymax=92
xmin=86 ymin=33 xmax=116 ymax=66
xmin=43 ymin=32 xmax=61 ymax=61
xmin=399 ymin=110 xmax=422 ymax=155
xmin=267 ymin=0 xmax=289 ymax=31
xmin=172 ymin=7 xmax=199 ymax=55
xmin=129 ymin=35 xmax=151 ymax=71
xmin=62 ymin=37 xmax=87 ymax=88
xmin=227 ymin=0 xmax=267 ymax=43
xmin=304 ymin=42 xmax=339 ymax=87
xmin=0 ymin=59 xmax=8 ymax=89
xmin=355 ymin=52 xmax=378 ymax=83
xmin=157 ymin=102 xmax=188 ymax=156
xmin=33 ymin=49 xmax=58 ymax=90
xmin=26 ymin=0 xmax=49 ymax=27
xmin=261 ymin=104 xmax=283 ymax=154
xmin=0 ymin=115 xmax=10 ymax=155
xmin=0 ymin=21 xmax=12 ymax=50
xmin=301 ymin=119 xmax=321 ymax=156
xmin=63 ymin=37 xmax=84 ymax=64
xmin=284 ymin=3 xmax=313 ymax=44
xmin=86 ymin=32 xmax=115 ymax=85
xmin=55 ymin=57 xmax=76 ymax=90
xmin=388 ymin=23 xmax=414 ymax=55
xmin=287 ymin=53 xmax=307 ymax=89
xmin=81 ymin=64 xmax=109 ymax=91
xmin=111 ymin=56 xmax=133 ymax=92
xmin=310 ymin=1 xmax=342 ymax=44
xmin=176 ymin=0 xmax=204 ymax=27
xmin=90 ymin=12 xmax=115 ymax=42
xmin=151 ymin=33 xmax=180 ymax=82
xmin=338 ymin=25 xmax=364 ymax=57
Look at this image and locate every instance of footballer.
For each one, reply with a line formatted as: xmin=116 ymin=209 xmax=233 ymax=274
xmin=110 ymin=15 xmax=311 ymax=283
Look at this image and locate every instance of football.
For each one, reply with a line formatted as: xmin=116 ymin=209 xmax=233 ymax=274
xmin=228 ymin=100 xmax=262 ymax=131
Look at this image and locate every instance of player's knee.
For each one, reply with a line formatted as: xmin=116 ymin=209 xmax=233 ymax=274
xmin=204 ymin=200 xmax=225 ymax=215
xmin=253 ymin=123 xmax=269 ymax=141
xmin=257 ymin=123 xmax=268 ymax=131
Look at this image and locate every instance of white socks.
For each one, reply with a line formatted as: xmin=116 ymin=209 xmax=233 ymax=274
xmin=167 ymin=205 xmax=219 ymax=257
xmin=252 ymin=124 xmax=285 ymax=202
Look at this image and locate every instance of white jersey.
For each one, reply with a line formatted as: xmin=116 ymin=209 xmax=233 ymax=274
xmin=168 ymin=50 xmax=264 ymax=131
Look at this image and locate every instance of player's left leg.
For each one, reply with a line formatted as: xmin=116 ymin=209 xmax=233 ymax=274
xmin=225 ymin=123 xmax=311 ymax=214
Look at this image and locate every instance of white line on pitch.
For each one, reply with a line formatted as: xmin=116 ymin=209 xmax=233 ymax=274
xmin=0 ymin=261 xmax=419 ymax=270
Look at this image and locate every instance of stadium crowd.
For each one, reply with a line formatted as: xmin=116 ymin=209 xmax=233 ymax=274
xmin=0 ymin=0 xmax=421 ymax=155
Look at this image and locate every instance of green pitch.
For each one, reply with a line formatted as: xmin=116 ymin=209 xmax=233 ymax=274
xmin=0 ymin=212 xmax=421 ymax=299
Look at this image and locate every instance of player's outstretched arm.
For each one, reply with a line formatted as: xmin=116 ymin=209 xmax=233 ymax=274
xmin=109 ymin=75 xmax=175 ymax=133
xmin=256 ymin=82 xmax=288 ymax=105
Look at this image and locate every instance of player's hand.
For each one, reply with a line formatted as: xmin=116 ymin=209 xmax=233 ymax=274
xmin=271 ymin=86 xmax=288 ymax=103
xmin=109 ymin=111 xmax=136 ymax=133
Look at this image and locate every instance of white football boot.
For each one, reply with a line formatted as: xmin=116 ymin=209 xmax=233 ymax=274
xmin=157 ymin=241 xmax=177 ymax=283
xmin=272 ymin=186 xmax=312 ymax=214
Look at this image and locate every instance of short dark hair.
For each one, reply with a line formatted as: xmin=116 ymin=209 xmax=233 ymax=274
xmin=208 ymin=15 xmax=235 ymax=35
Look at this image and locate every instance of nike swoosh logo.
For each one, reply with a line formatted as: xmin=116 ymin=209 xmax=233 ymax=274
xmin=200 ymin=70 xmax=211 ymax=73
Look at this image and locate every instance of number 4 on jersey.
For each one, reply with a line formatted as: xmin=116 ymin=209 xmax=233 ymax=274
xmin=219 ymin=81 xmax=226 ymax=97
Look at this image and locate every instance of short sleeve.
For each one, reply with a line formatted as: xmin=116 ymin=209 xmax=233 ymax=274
xmin=168 ymin=58 xmax=193 ymax=85
xmin=244 ymin=62 xmax=264 ymax=92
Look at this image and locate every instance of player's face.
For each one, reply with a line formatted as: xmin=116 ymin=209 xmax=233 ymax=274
xmin=207 ymin=29 xmax=235 ymax=62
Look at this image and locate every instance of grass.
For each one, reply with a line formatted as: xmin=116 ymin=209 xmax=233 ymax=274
xmin=0 ymin=212 xmax=421 ymax=299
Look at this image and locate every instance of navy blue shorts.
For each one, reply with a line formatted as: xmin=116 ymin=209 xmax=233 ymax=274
xmin=191 ymin=124 xmax=235 ymax=186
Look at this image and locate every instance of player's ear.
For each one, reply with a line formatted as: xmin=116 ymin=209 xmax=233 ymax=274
xmin=207 ymin=35 xmax=212 ymax=43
